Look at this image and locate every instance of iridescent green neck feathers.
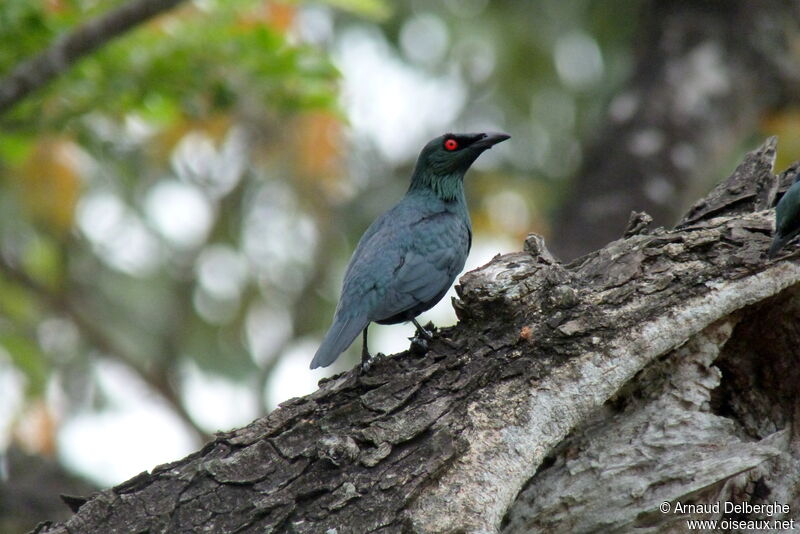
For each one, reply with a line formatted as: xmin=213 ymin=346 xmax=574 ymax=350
xmin=408 ymin=169 xmax=465 ymax=201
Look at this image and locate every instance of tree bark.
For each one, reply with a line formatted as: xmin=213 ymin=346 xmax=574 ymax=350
xmin=0 ymin=447 xmax=96 ymax=534
xmin=33 ymin=139 xmax=800 ymax=533
xmin=551 ymin=0 xmax=800 ymax=261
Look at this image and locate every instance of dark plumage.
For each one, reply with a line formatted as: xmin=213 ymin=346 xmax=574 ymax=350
xmin=310 ymin=132 xmax=510 ymax=369
xmin=769 ymin=174 xmax=800 ymax=258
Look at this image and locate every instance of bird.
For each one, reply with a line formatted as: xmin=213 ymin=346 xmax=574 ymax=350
xmin=769 ymin=173 xmax=800 ymax=258
xmin=310 ymin=131 xmax=510 ymax=369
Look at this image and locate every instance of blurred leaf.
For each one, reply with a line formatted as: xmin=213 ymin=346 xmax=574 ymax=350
xmin=0 ymin=332 xmax=48 ymax=396
xmin=21 ymin=234 xmax=63 ymax=290
xmin=0 ymin=276 xmax=39 ymax=323
xmin=0 ymin=1 xmax=53 ymax=73
xmin=13 ymin=400 xmax=57 ymax=455
xmin=185 ymin=315 xmax=256 ymax=379
xmin=263 ymin=2 xmax=296 ymax=33
xmin=20 ymin=138 xmax=80 ymax=234
xmin=316 ymin=0 xmax=391 ymax=20
xmin=139 ymin=92 xmax=181 ymax=127
xmin=0 ymin=132 xmax=35 ymax=167
xmin=294 ymin=111 xmax=343 ymax=185
xmin=154 ymin=114 xmax=233 ymax=161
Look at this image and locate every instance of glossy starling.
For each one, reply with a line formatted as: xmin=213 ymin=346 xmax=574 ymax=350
xmin=310 ymin=132 xmax=510 ymax=369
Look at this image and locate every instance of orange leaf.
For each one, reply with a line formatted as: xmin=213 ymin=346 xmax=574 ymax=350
xmin=20 ymin=138 xmax=81 ymax=234
xmin=291 ymin=112 xmax=346 ymax=202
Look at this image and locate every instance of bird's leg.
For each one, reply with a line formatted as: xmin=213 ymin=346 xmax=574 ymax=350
xmin=360 ymin=325 xmax=385 ymax=373
xmin=412 ymin=318 xmax=434 ymax=340
xmin=360 ymin=326 xmax=372 ymax=368
xmin=409 ymin=318 xmax=435 ymax=355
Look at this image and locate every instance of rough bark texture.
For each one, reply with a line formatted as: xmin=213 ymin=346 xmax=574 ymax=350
xmin=551 ymin=0 xmax=800 ymax=261
xmin=33 ymin=139 xmax=800 ymax=533
xmin=0 ymin=447 xmax=96 ymax=534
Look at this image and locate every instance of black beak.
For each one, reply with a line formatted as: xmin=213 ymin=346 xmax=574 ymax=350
xmin=472 ymin=132 xmax=511 ymax=150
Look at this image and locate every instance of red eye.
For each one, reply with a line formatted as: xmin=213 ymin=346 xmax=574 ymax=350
xmin=444 ymin=138 xmax=458 ymax=151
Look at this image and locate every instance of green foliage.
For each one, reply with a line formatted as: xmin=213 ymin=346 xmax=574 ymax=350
xmin=315 ymin=0 xmax=390 ymax=20
xmin=0 ymin=0 xmax=57 ymax=71
xmin=0 ymin=131 xmax=35 ymax=165
xmin=0 ymin=0 xmax=356 ymax=443
xmin=1 ymin=1 xmax=342 ymax=133
xmin=0 ymin=331 xmax=48 ymax=396
xmin=0 ymin=276 xmax=38 ymax=324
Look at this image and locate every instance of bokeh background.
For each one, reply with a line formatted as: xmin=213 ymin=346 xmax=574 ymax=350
xmin=1 ymin=0 xmax=798 ymax=531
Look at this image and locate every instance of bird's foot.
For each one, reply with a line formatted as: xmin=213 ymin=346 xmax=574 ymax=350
xmin=408 ymin=330 xmax=433 ymax=356
xmin=409 ymin=320 xmax=436 ymax=355
xmin=360 ymin=352 xmax=385 ymax=373
xmin=413 ymin=320 xmax=436 ymax=341
xmin=418 ymin=326 xmax=434 ymax=341
xmin=409 ymin=335 xmax=428 ymax=355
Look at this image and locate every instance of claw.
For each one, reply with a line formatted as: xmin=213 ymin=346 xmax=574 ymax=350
xmin=412 ymin=318 xmax=435 ymax=341
xmin=409 ymin=335 xmax=429 ymax=355
xmin=360 ymin=352 xmax=384 ymax=373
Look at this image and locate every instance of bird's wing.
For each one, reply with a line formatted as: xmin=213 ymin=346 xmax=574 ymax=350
xmin=309 ymin=209 xmax=404 ymax=368
xmin=338 ymin=208 xmax=411 ymax=313
xmin=370 ymin=211 xmax=470 ymax=321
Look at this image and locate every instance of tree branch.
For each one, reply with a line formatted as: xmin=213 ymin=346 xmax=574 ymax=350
xmin=0 ymin=0 xmax=188 ymax=115
xmin=0 ymin=259 xmax=210 ymax=442
xmin=31 ymin=140 xmax=800 ymax=533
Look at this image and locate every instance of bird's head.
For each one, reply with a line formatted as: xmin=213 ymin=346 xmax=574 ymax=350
xmin=410 ymin=132 xmax=510 ymax=199
xmin=418 ymin=132 xmax=510 ymax=175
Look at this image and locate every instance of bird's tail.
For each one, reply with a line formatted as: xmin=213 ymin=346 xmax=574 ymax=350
xmin=310 ymin=314 xmax=367 ymax=369
xmin=768 ymin=234 xmax=788 ymax=258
